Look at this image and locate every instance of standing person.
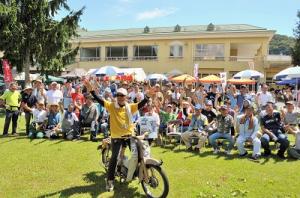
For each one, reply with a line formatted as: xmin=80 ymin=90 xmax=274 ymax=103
xmin=46 ymin=82 xmax=63 ymax=105
xmin=0 ymin=82 xmax=21 ymax=136
xmin=32 ymin=78 xmax=46 ymax=104
xmin=236 ymin=105 xmax=261 ymax=160
xmin=21 ymin=84 xmax=37 ymax=135
xmin=194 ymin=83 xmax=207 ymax=106
xmin=260 ymin=103 xmax=290 ymax=158
xmin=62 ymin=80 xmax=75 ymax=109
xmin=206 ymin=84 xmax=220 ymax=108
xmin=84 ymin=80 xmax=153 ymax=192
xmin=256 ymin=83 xmax=274 ymax=110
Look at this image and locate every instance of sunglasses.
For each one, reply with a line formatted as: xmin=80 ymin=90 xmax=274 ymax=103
xmin=116 ymin=94 xmax=126 ymax=97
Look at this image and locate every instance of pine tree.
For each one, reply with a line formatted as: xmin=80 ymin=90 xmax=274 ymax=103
xmin=292 ymin=10 xmax=300 ymax=66
xmin=0 ymin=0 xmax=84 ymax=83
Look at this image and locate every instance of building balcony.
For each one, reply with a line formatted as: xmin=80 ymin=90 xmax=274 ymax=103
xmin=194 ymin=56 xmax=225 ymax=61
xmin=132 ymin=56 xmax=158 ymax=61
xmin=105 ymin=57 xmax=128 ymax=61
xmin=79 ymin=57 xmax=101 ymax=62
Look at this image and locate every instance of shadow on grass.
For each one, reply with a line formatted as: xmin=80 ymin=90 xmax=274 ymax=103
xmin=38 ymin=171 xmax=145 ymax=198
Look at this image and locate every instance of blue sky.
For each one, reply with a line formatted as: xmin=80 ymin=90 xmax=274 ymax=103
xmin=57 ymin=0 xmax=299 ymax=36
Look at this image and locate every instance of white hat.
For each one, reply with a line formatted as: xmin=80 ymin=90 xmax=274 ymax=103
xmin=116 ymin=88 xmax=128 ymax=96
xmin=23 ymin=84 xmax=33 ymax=91
xmin=51 ymin=81 xmax=58 ymax=85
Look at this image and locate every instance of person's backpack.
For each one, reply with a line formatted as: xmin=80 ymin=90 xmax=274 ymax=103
xmin=287 ymin=147 xmax=300 ymax=159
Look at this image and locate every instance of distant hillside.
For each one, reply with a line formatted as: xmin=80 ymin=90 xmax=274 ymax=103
xmin=269 ymin=34 xmax=295 ymax=55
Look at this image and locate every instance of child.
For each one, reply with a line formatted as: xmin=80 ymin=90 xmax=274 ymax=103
xmin=29 ymin=101 xmax=47 ymax=138
xmin=45 ymin=103 xmax=62 ymax=139
xmin=61 ymin=103 xmax=79 ymax=140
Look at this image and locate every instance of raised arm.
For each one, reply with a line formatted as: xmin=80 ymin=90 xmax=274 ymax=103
xmin=84 ymin=80 xmax=105 ymax=106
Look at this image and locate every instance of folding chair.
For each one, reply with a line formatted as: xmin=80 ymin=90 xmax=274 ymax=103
xmin=163 ymin=120 xmax=183 ymax=148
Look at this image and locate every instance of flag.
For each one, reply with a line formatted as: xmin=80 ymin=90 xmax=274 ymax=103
xmin=220 ymin=72 xmax=227 ymax=92
xmin=194 ymin=64 xmax=199 ymax=79
xmin=2 ymin=59 xmax=13 ymax=83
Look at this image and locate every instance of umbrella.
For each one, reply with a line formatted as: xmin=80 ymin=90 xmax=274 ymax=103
xmin=92 ymin=66 xmax=121 ymax=76
xmin=276 ymin=78 xmax=300 ymax=85
xmin=227 ymin=78 xmax=256 ymax=85
xmin=14 ymin=72 xmax=40 ymax=81
xmin=233 ymin=69 xmax=264 ymax=79
xmin=171 ymin=74 xmax=196 ymax=83
xmin=199 ymin=75 xmax=221 ymax=84
xmin=166 ymin=69 xmax=183 ymax=78
xmin=273 ymin=66 xmax=300 ymax=80
xmin=44 ymin=75 xmax=65 ymax=83
xmin=146 ymin=74 xmax=168 ymax=81
xmin=60 ymin=68 xmax=86 ymax=78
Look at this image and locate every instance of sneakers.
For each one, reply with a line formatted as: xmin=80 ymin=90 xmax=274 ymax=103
xmin=248 ymin=154 xmax=260 ymax=161
xmin=239 ymin=151 xmax=248 ymax=157
xmin=225 ymin=150 xmax=232 ymax=155
xmin=187 ymin=147 xmax=193 ymax=151
xmin=194 ymin=147 xmax=200 ymax=153
xmin=213 ymin=148 xmax=220 ymax=154
xmin=263 ymin=150 xmax=271 ymax=157
xmin=106 ymin=180 xmax=114 ymax=192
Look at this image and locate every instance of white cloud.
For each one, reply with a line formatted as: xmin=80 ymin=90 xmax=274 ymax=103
xmin=136 ymin=8 xmax=178 ymax=21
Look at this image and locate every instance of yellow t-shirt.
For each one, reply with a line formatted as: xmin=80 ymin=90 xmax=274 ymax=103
xmin=104 ymin=100 xmax=138 ymax=138
xmin=0 ymin=90 xmax=21 ymax=110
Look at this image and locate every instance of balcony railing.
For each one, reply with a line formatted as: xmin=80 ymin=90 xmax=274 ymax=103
xmin=169 ymin=56 xmax=184 ymax=59
xmin=132 ymin=56 xmax=158 ymax=61
xmin=194 ymin=56 xmax=225 ymax=61
xmin=105 ymin=57 xmax=128 ymax=61
xmin=229 ymin=56 xmax=255 ymax=62
xmin=79 ymin=57 xmax=101 ymax=62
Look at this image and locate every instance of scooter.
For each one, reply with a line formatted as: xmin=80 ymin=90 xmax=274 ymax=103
xmin=99 ymin=134 xmax=169 ymax=198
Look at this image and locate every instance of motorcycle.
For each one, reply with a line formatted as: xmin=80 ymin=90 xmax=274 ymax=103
xmin=99 ymin=134 xmax=169 ymax=198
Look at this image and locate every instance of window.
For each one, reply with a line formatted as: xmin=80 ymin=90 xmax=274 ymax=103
xmin=170 ymin=45 xmax=183 ymax=58
xmin=80 ymin=47 xmax=100 ymax=61
xmin=133 ymin=45 xmax=158 ymax=60
xmin=106 ymin=46 xmax=128 ymax=61
xmin=195 ymin=44 xmax=224 ymax=60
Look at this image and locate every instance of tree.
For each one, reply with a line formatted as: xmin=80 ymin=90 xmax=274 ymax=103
xmin=292 ymin=10 xmax=300 ymax=66
xmin=269 ymin=34 xmax=295 ymax=55
xmin=0 ymin=0 xmax=84 ymax=83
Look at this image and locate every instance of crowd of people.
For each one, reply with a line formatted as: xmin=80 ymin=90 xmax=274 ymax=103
xmin=1 ymin=76 xmax=300 ymax=162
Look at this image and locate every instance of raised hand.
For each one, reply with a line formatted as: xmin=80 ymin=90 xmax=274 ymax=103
xmin=83 ymin=80 xmax=94 ymax=92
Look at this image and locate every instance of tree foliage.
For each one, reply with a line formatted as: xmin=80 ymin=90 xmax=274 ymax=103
xmin=269 ymin=34 xmax=295 ymax=55
xmin=292 ymin=10 xmax=300 ymax=66
xmin=0 ymin=0 xmax=84 ymax=82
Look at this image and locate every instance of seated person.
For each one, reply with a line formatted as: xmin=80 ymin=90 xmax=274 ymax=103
xmin=156 ymin=103 xmax=178 ymax=133
xmin=80 ymin=95 xmax=99 ymax=141
xmin=177 ymin=101 xmax=192 ymax=132
xmin=260 ymin=103 xmax=290 ymax=158
xmin=61 ymin=103 xmax=79 ymax=140
xmin=208 ymin=105 xmax=235 ymax=155
xmin=201 ymin=100 xmax=217 ymax=135
xmin=236 ymin=104 xmax=261 ymax=160
xmin=29 ymin=100 xmax=47 ymax=138
xmin=181 ymin=104 xmax=208 ymax=153
xmin=281 ymin=101 xmax=300 ymax=149
xmin=45 ymin=103 xmax=62 ymax=139
xmin=98 ymin=104 xmax=110 ymax=138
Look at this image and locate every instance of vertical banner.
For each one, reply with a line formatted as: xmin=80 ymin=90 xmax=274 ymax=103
xmin=194 ymin=63 xmax=199 ymax=79
xmin=2 ymin=59 xmax=13 ymax=83
xmin=220 ymin=72 xmax=227 ymax=92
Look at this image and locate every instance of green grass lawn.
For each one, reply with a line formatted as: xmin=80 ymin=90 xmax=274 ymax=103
xmin=0 ymin=114 xmax=300 ymax=198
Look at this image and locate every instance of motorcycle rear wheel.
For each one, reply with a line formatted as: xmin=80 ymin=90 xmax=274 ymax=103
xmin=101 ymin=146 xmax=111 ymax=170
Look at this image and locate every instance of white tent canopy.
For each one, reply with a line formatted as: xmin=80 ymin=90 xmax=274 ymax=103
xmin=14 ymin=72 xmax=40 ymax=81
xmin=60 ymin=68 xmax=87 ymax=78
xmin=119 ymin=68 xmax=146 ymax=82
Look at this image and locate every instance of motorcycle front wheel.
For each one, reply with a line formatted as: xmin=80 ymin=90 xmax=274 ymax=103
xmin=141 ymin=164 xmax=169 ymax=198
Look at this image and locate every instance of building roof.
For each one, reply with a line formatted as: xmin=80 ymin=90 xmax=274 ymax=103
xmin=76 ymin=24 xmax=274 ymax=40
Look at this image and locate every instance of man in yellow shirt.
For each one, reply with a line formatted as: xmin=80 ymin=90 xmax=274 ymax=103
xmin=0 ymin=82 xmax=21 ymax=136
xmin=84 ymin=80 xmax=153 ymax=192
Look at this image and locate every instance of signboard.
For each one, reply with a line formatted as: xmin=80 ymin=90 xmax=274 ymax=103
xmin=194 ymin=64 xmax=199 ymax=79
xmin=2 ymin=59 xmax=13 ymax=83
xmin=220 ymin=72 xmax=227 ymax=92
xmin=138 ymin=116 xmax=158 ymax=139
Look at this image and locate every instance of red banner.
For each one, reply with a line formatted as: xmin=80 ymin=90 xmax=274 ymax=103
xmin=2 ymin=59 xmax=13 ymax=83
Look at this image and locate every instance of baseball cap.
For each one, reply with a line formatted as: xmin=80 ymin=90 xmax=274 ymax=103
xmin=220 ymin=105 xmax=228 ymax=110
xmin=206 ymin=100 xmax=213 ymax=106
xmin=167 ymin=104 xmax=172 ymax=108
xmin=195 ymin=104 xmax=203 ymax=110
xmin=116 ymin=88 xmax=128 ymax=96
xmin=51 ymin=81 xmax=58 ymax=85
xmin=286 ymin=101 xmax=294 ymax=105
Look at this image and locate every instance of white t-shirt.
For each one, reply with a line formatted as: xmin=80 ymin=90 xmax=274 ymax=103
xmin=32 ymin=109 xmax=48 ymax=123
xmin=46 ymin=89 xmax=63 ymax=105
xmin=257 ymin=92 xmax=274 ymax=107
xmin=138 ymin=114 xmax=160 ymax=139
